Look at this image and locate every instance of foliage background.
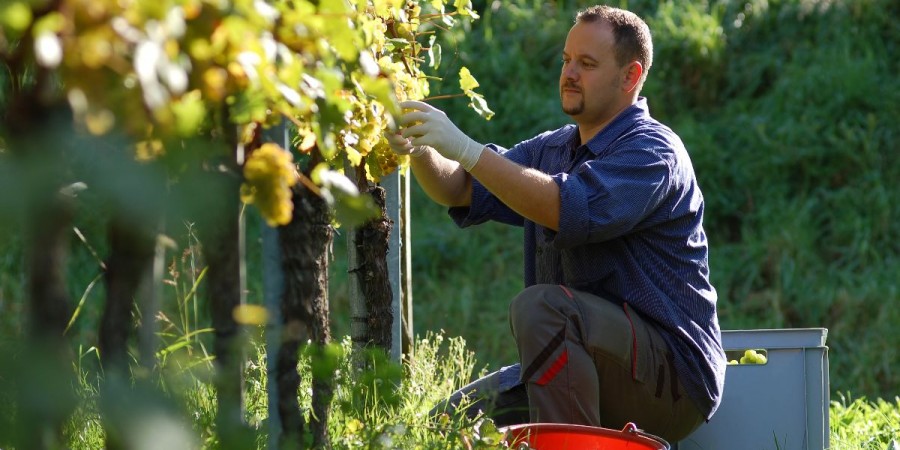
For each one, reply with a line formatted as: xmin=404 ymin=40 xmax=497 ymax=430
xmin=0 ymin=0 xmax=898 ymax=446
xmin=330 ymin=0 xmax=900 ymax=401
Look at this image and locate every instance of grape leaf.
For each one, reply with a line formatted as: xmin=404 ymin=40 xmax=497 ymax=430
xmin=459 ymin=66 xmax=479 ymax=91
xmin=467 ymin=92 xmax=494 ymax=120
xmin=428 ymin=35 xmax=441 ymax=69
xmin=454 ymin=0 xmax=480 ymax=19
xmin=459 ymin=67 xmax=493 ymax=120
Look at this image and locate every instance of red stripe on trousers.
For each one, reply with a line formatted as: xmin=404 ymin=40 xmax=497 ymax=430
xmin=535 ymin=349 xmax=569 ymax=386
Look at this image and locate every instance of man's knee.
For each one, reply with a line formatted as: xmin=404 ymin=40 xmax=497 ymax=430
xmin=509 ymin=284 xmax=569 ymax=335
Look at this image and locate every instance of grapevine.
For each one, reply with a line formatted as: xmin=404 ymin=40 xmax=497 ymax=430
xmin=0 ymin=0 xmax=489 ymax=225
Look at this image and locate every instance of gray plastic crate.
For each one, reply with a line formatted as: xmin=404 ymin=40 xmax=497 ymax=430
xmin=677 ymin=328 xmax=829 ymax=450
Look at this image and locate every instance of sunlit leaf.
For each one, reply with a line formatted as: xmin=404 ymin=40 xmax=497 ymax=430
xmin=308 ymin=342 xmax=344 ymax=378
xmin=459 ymin=66 xmax=479 ymax=91
xmin=454 ymin=0 xmax=480 ymax=19
xmin=323 ymin=16 xmax=359 ymax=61
xmin=466 ymin=92 xmax=494 ymax=120
xmin=428 ymin=35 xmax=441 ymax=69
xmin=297 ymin=128 xmax=317 ymax=152
xmin=360 ymin=77 xmax=399 ymax=124
xmin=0 ymin=1 xmax=32 ymax=35
xmin=31 ymin=11 xmax=64 ymax=36
xmin=170 ymin=90 xmax=207 ymax=137
xmin=385 ymin=37 xmax=410 ymax=51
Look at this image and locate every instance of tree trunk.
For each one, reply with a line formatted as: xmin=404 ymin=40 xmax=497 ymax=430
xmin=277 ymin=182 xmax=334 ymax=449
xmin=203 ymin=184 xmax=246 ymax=445
xmin=24 ymin=182 xmax=74 ymax=348
xmin=192 ymin=141 xmax=247 ymax=446
xmin=98 ymin=214 xmax=157 ymax=450
xmin=6 ymin=91 xmax=78 ymax=449
xmin=352 ymin=186 xmax=393 ymax=351
xmin=20 ymin=182 xmax=77 ymax=450
xmin=100 ymin=217 xmax=156 ymax=372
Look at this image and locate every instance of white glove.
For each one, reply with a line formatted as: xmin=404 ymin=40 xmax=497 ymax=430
xmin=398 ymin=100 xmax=485 ymax=171
xmin=384 ymin=130 xmax=428 ymax=157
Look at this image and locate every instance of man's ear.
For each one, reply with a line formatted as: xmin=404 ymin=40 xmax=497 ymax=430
xmin=623 ymin=61 xmax=643 ymax=93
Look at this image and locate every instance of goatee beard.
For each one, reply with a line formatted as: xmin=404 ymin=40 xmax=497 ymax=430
xmin=562 ymin=98 xmax=584 ymax=115
xmin=561 ymin=84 xmax=583 ymax=115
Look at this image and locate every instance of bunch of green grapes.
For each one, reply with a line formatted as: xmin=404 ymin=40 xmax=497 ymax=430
xmin=740 ymin=349 xmax=767 ymax=364
xmin=728 ymin=349 xmax=768 ymax=365
xmin=240 ymin=142 xmax=298 ymax=226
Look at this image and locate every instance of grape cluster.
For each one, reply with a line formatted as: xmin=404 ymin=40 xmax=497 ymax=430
xmin=728 ymin=348 xmax=768 ymax=365
xmin=240 ymin=143 xmax=297 ymax=226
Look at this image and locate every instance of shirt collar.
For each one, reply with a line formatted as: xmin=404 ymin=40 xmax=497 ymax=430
xmin=542 ymin=97 xmax=650 ymax=152
xmin=577 ymin=97 xmax=650 ymax=155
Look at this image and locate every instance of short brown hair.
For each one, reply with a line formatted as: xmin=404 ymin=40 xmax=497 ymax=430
xmin=575 ymin=5 xmax=653 ymax=88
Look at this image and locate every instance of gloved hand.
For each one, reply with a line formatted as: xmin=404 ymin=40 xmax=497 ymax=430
xmin=398 ymin=100 xmax=485 ymax=171
xmin=384 ymin=130 xmax=428 ymax=157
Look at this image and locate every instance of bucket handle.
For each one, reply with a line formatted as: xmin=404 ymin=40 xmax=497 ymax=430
xmin=621 ymin=422 xmax=671 ymax=449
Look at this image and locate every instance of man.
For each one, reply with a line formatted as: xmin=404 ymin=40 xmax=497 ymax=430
xmin=386 ymin=5 xmax=725 ymax=442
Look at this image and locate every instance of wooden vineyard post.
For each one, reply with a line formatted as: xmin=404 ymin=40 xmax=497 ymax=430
xmin=138 ymin=221 xmax=167 ymax=372
xmin=383 ymin=170 xmax=403 ymax=362
xmin=401 ymin=169 xmax=414 ymax=359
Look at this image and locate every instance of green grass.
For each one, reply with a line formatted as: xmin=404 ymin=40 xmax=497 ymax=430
xmin=56 ymin=331 xmax=494 ymax=449
xmin=41 ymin=330 xmax=900 ymax=449
xmin=830 ymin=394 xmax=900 ymax=450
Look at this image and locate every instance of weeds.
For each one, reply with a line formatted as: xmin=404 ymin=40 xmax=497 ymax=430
xmin=830 ymin=393 xmax=900 ymax=449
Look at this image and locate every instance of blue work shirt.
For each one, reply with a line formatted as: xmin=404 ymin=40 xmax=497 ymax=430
xmin=449 ymin=97 xmax=726 ymax=419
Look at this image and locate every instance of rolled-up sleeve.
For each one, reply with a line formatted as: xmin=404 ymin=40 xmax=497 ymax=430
xmin=449 ymin=144 xmax=526 ymax=228
xmin=547 ymin=146 xmax=672 ymax=249
xmin=449 ymin=174 xmax=521 ymax=227
xmin=449 ymin=137 xmax=550 ymax=228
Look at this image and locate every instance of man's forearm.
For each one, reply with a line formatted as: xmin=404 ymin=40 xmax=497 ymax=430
xmin=468 ymin=149 xmax=560 ymax=230
xmin=409 ymin=148 xmax=473 ymax=207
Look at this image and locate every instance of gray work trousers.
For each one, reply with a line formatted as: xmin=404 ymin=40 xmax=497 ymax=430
xmin=431 ymin=284 xmax=705 ymax=443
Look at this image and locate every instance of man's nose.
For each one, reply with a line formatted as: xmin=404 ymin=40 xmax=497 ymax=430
xmin=562 ymin=63 xmax=578 ymax=80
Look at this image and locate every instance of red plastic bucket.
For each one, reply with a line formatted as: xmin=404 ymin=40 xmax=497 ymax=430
xmin=501 ymin=423 xmax=670 ymax=450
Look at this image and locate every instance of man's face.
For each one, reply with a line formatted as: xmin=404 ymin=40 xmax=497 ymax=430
xmin=560 ymin=21 xmax=629 ymax=125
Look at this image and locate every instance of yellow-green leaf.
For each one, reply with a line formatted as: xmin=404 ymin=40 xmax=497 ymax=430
xmin=360 ymin=77 xmax=400 ymax=126
xmin=454 ymin=0 xmax=479 ymax=19
xmin=171 ymin=90 xmax=207 ymax=137
xmin=31 ymin=11 xmax=64 ymax=36
xmin=467 ymin=92 xmax=494 ymax=120
xmin=0 ymin=1 xmax=32 ymax=35
xmin=459 ymin=66 xmax=479 ymax=91
xmin=428 ymin=35 xmax=441 ymax=69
